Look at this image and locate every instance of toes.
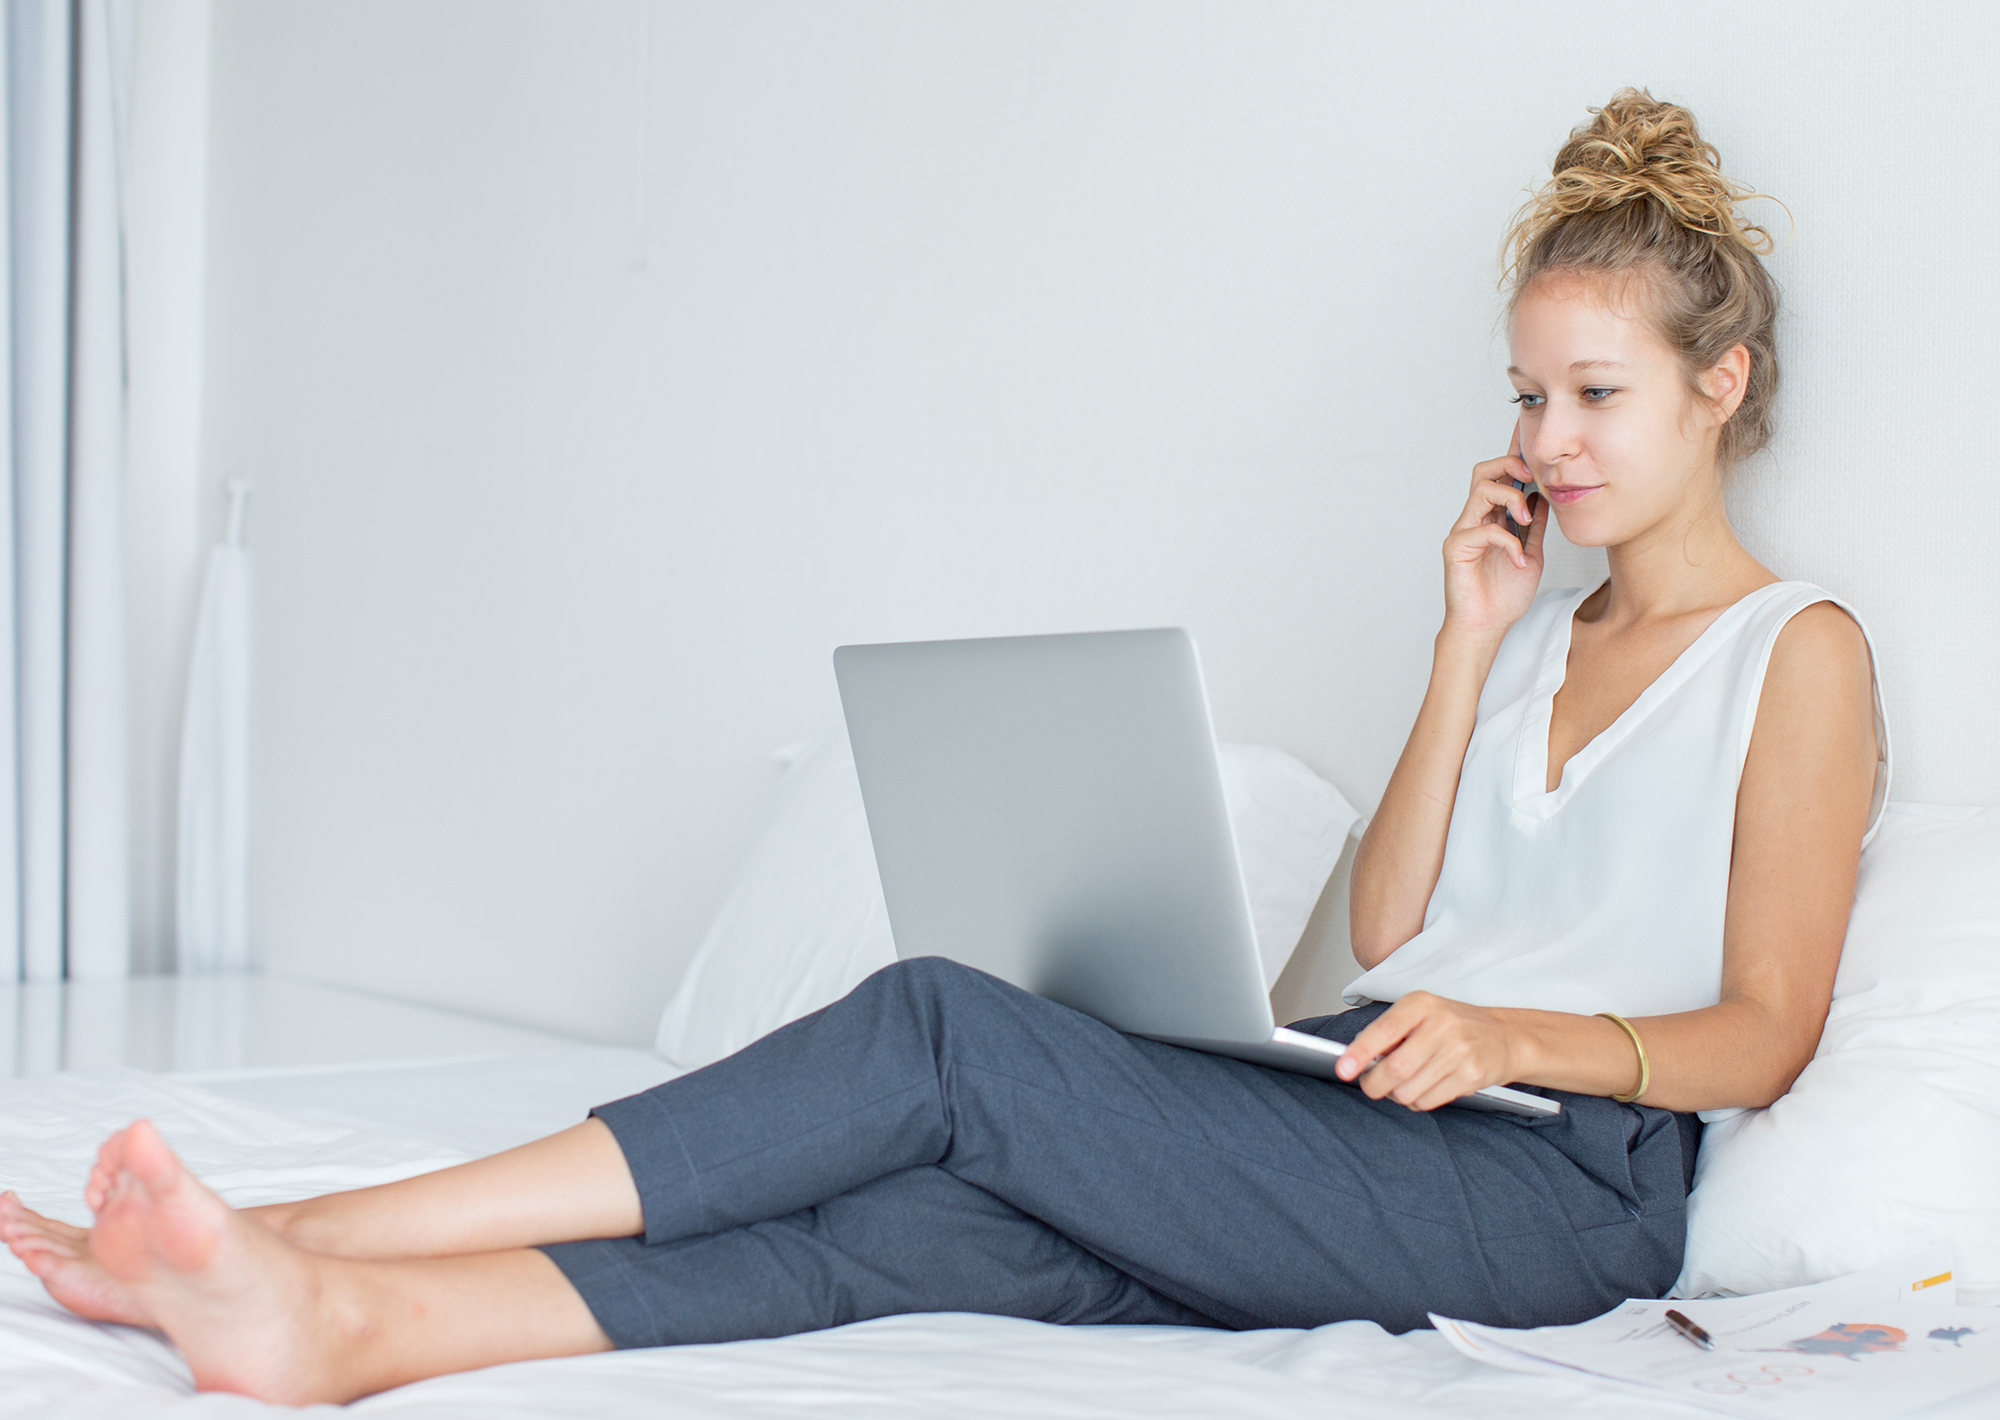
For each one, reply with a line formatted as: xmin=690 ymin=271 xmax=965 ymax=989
xmin=0 ymin=1199 xmax=79 ymax=1238
xmin=0 ymin=1191 xmax=33 ymax=1228
xmin=18 ymin=1244 xmax=68 ymax=1280
xmin=5 ymin=1220 xmax=81 ymax=1256
xmin=7 ymin=1233 xmax=68 ymax=1259
xmin=121 ymin=1121 xmax=185 ymax=1197
xmin=101 ymin=1168 xmax=138 ymax=1213
xmin=89 ymin=1131 xmax=128 ymax=1209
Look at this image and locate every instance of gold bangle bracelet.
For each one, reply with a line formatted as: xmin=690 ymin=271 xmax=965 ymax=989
xmin=1596 ymin=1012 xmax=1650 ymax=1104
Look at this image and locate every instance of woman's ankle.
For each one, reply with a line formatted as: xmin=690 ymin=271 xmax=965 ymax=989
xmin=247 ymin=1200 xmax=341 ymax=1254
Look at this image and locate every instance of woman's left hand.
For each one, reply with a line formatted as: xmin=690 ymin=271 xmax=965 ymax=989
xmin=1334 ymin=992 xmax=1523 ymax=1112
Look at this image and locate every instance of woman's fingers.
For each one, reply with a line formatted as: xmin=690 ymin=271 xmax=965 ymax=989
xmin=1448 ymin=521 xmax=1533 ymax=572
xmin=1524 ymin=490 xmax=1550 ymax=555
xmin=1469 ymin=451 xmax=1533 ymax=495
xmin=1483 ymin=474 xmax=1537 ymax=528
xmin=1397 ymin=1035 xmax=1486 ymax=1110
xmin=1412 ymin=1078 xmax=1481 ymax=1113
xmin=1339 ymin=996 xmax=1463 ymax=1104
xmin=1364 ymin=1042 xmax=1436 ymax=1103
xmin=1335 ymin=993 xmax=1512 ymax=1111
xmin=1457 ymin=461 xmax=1536 ymax=532
xmin=1335 ymin=998 xmax=1425 ymax=1083
xmin=1362 ymin=1017 xmax=1463 ymax=1107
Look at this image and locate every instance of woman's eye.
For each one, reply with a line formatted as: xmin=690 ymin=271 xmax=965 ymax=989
xmin=1581 ymin=386 xmax=1616 ymax=402
xmin=1509 ymin=393 xmax=1544 ymax=410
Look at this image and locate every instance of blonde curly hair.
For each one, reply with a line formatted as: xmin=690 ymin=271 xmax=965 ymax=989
xmin=1505 ymin=89 xmax=1783 ymax=466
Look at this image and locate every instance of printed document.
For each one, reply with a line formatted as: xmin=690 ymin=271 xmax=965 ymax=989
xmin=1435 ymin=1248 xmax=1995 ymax=1419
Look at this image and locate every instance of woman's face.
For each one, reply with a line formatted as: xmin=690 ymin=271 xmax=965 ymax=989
xmin=1506 ymin=272 xmax=1731 ymax=550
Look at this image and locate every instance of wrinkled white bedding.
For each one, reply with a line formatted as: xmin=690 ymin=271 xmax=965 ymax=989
xmin=1 ymin=1054 xmax=1991 ymax=1420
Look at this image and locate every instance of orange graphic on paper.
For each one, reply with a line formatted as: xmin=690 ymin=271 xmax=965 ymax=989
xmin=1774 ymin=1323 xmax=1907 ymax=1361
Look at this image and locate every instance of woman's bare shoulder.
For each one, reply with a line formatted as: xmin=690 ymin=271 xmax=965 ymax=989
xmin=1766 ymin=600 xmax=1872 ymax=698
xmin=1747 ymin=599 xmax=1876 ymax=791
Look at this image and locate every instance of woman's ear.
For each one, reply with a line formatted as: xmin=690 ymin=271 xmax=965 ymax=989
xmin=1702 ymin=343 xmax=1752 ymax=423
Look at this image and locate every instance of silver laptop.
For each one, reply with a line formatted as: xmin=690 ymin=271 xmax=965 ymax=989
xmin=832 ymin=627 xmax=1559 ymax=1119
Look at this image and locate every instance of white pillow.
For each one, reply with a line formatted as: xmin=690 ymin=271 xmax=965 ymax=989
xmin=1677 ymin=803 xmax=2000 ymax=1304
xmin=657 ymin=724 xmax=1359 ymax=1069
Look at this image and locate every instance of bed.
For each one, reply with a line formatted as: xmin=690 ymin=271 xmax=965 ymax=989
xmin=3 ymin=1035 xmax=1997 ymax=1420
xmin=6 ymin=757 xmax=1998 ymax=1418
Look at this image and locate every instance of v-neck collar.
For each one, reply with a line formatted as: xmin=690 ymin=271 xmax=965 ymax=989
xmin=1510 ymin=580 xmax=1794 ymax=819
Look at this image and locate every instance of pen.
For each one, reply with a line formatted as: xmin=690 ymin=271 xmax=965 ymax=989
xmin=1664 ymin=1309 xmax=1715 ymax=1351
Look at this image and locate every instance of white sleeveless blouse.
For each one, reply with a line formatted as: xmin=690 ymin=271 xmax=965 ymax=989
xmin=1344 ymin=581 xmax=1891 ymax=1022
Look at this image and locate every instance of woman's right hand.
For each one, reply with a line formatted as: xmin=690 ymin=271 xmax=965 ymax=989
xmin=1442 ymin=424 xmax=1547 ymax=639
xmin=1353 ymin=425 xmax=1546 ymax=966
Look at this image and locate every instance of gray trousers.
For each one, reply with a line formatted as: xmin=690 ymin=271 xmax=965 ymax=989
xmin=542 ymin=957 xmax=1697 ymax=1348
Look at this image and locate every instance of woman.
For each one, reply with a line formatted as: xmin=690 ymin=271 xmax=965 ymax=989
xmin=0 ymin=90 xmax=1884 ymax=1404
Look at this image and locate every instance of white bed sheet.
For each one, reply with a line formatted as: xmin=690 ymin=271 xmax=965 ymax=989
xmin=3 ymin=1051 xmax=1994 ymax=1420
xmin=190 ymin=1046 xmax=685 ymax=1159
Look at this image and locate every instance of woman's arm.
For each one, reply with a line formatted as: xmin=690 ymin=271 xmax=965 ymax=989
xmin=1348 ymin=631 xmax=1504 ymax=968
xmin=1350 ymin=437 xmax=1546 ymax=969
xmin=1338 ymin=603 xmax=1880 ymax=1112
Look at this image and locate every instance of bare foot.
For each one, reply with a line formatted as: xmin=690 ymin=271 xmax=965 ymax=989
xmin=88 ymin=1119 xmax=352 ymax=1403
xmin=0 ymin=1186 xmax=156 ymax=1327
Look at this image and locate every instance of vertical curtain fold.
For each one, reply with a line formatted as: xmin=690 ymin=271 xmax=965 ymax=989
xmin=0 ymin=13 xmax=20 ymax=984
xmin=64 ymin=0 xmax=129 ymax=978
xmin=10 ymin=0 xmax=74 ymax=982
xmin=176 ymin=480 xmax=247 ymax=974
xmin=2 ymin=0 xmax=130 ymax=983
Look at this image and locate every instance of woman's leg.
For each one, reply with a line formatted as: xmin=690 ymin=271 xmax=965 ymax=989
xmin=541 ymin=1164 xmax=1215 ymax=1348
xmin=0 ymin=1191 xmax=153 ymax=1326
xmin=252 ymin=1118 xmax=641 ymax=1257
xmin=67 ymin=1124 xmax=1206 ymax=1403
xmin=12 ymin=955 xmax=1695 ymax=1399
xmin=587 ymin=957 xmax=1694 ymax=1334
xmin=71 ymin=1119 xmax=609 ymax=1405
xmin=0 ymin=1114 xmax=644 ymax=1328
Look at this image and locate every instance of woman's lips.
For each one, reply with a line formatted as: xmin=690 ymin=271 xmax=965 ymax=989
xmin=1542 ymin=483 xmax=1602 ymax=505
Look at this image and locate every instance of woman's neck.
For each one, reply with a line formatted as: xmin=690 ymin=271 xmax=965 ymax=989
xmin=1592 ymin=480 xmax=1775 ymax=627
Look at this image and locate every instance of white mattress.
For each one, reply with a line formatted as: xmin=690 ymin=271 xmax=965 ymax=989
xmin=2 ymin=1050 xmax=1993 ymax=1420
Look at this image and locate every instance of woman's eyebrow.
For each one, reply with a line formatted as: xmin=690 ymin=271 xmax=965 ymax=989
xmin=1569 ymin=359 xmax=1628 ymax=372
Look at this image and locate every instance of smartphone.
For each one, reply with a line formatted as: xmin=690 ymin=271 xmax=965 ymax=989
xmin=1506 ymin=479 xmax=1541 ymax=546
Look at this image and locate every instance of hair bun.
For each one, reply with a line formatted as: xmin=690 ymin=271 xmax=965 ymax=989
xmin=1503 ymin=89 xmax=1785 ymax=468
xmin=1516 ymin=88 xmax=1776 ymax=267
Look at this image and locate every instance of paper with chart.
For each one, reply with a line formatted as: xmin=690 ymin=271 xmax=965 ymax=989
xmin=1434 ymin=1247 xmax=1997 ymax=1419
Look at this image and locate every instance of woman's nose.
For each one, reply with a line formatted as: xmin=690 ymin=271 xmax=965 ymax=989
xmin=1531 ymin=409 xmax=1583 ymax=467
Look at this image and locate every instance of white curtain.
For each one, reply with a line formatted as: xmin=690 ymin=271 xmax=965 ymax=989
xmin=176 ymin=480 xmax=247 ymax=973
xmin=1 ymin=0 xmax=134 ymax=983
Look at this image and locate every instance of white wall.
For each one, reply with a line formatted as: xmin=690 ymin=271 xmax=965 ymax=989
xmin=179 ymin=1 xmax=1998 ymax=1044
